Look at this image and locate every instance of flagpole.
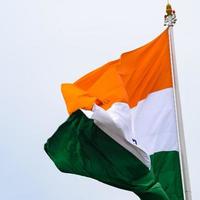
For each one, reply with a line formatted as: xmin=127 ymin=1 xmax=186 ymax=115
xmin=165 ymin=4 xmax=192 ymax=200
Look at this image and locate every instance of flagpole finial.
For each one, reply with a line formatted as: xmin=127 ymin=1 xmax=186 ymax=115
xmin=164 ymin=3 xmax=177 ymax=27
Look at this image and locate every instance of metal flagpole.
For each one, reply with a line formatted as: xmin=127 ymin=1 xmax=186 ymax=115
xmin=164 ymin=3 xmax=192 ymax=200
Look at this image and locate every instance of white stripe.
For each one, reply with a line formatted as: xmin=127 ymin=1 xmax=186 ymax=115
xmin=131 ymin=88 xmax=178 ymax=155
xmin=82 ymin=88 xmax=178 ymax=167
xmin=92 ymin=103 xmax=151 ymax=167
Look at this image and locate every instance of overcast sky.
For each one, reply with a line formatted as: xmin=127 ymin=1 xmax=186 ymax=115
xmin=0 ymin=0 xmax=199 ymax=199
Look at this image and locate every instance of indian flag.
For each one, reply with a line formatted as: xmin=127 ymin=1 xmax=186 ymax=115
xmin=44 ymin=28 xmax=184 ymax=200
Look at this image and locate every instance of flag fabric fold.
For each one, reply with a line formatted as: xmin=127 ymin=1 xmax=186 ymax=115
xmin=45 ymin=28 xmax=184 ymax=200
xmin=45 ymin=110 xmax=169 ymax=200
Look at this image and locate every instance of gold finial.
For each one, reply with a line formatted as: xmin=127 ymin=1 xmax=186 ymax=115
xmin=164 ymin=3 xmax=177 ymax=27
xmin=166 ymin=3 xmax=173 ymax=16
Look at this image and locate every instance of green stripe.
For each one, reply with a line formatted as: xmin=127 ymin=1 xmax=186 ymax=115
xmin=44 ymin=110 xmax=182 ymax=200
xmin=151 ymin=152 xmax=184 ymax=200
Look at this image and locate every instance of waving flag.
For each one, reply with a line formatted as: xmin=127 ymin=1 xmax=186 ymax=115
xmin=44 ymin=28 xmax=184 ymax=200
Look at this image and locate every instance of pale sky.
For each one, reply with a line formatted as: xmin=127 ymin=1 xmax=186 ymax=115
xmin=0 ymin=0 xmax=199 ymax=199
